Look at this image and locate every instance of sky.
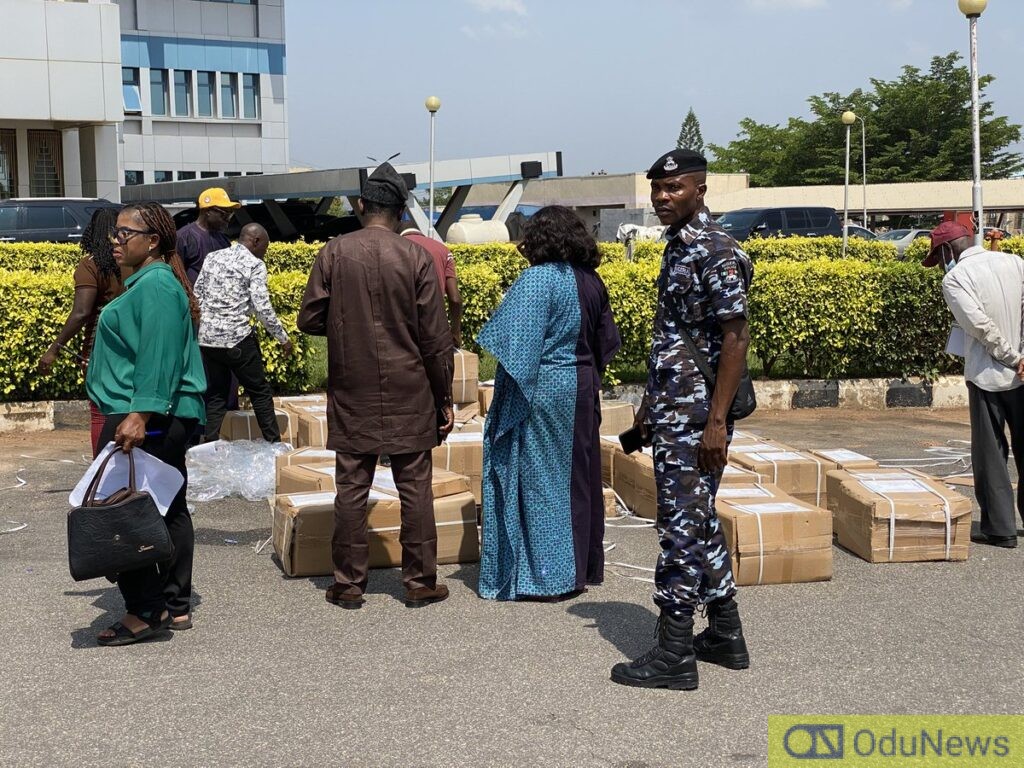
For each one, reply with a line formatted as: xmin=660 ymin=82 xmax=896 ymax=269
xmin=285 ymin=0 xmax=1023 ymax=177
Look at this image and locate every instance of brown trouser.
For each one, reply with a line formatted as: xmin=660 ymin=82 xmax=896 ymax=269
xmin=333 ymin=450 xmax=437 ymax=594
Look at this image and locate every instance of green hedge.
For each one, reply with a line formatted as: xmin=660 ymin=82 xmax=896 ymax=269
xmin=741 ymin=235 xmax=897 ymax=262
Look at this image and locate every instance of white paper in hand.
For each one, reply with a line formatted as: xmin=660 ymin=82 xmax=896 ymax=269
xmin=69 ymin=442 xmax=184 ymax=516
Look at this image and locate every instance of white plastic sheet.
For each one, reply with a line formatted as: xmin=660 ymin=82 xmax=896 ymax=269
xmin=186 ymin=440 xmax=293 ymax=502
xmin=70 ymin=442 xmax=184 ymax=516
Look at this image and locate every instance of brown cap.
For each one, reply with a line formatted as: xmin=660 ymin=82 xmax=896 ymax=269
xmin=922 ymin=222 xmax=971 ymax=267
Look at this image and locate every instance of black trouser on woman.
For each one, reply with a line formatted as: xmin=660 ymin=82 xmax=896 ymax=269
xmin=98 ymin=413 xmax=197 ymax=618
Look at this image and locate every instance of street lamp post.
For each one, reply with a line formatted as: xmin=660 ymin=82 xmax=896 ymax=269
xmin=842 ymin=110 xmax=856 ymax=256
xmin=959 ymin=0 xmax=988 ymax=246
xmin=425 ymin=96 xmax=442 ymax=240
xmin=856 ymin=115 xmax=867 ymax=228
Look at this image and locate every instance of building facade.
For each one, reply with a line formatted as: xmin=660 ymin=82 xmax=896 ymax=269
xmin=115 ymin=0 xmax=289 ymax=189
xmin=0 ymin=0 xmax=123 ymax=200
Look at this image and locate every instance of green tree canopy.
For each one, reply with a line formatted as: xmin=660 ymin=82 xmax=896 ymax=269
xmin=677 ymin=108 xmax=705 ymax=155
xmin=708 ymin=53 xmax=1023 ymax=187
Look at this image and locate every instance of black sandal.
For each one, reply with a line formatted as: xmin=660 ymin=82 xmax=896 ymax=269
xmin=97 ymin=612 xmax=172 ymax=647
xmin=169 ymin=614 xmax=193 ymax=631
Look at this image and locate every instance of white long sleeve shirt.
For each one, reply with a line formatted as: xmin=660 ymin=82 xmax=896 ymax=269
xmin=941 ymin=245 xmax=1024 ymax=392
xmin=194 ymin=242 xmax=289 ymax=348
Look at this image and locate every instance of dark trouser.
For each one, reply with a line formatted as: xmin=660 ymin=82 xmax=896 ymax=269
xmin=201 ymin=332 xmax=279 ymax=443
xmin=332 ymin=450 xmax=438 ymax=595
xmin=89 ymin=400 xmax=106 ymax=457
xmin=651 ymin=428 xmax=737 ymax=617
xmin=968 ymin=381 xmax=1024 ymax=538
xmin=98 ymin=414 xmax=197 ymax=618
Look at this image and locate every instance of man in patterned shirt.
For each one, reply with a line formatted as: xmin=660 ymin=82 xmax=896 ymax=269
xmin=611 ymin=149 xmax=753 ymax=691
xmin=194 ymin=223 xmax=293 ymax=442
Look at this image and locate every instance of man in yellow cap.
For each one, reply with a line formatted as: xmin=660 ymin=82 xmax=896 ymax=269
xmin=176 ymin=187 xmax=241 ymax=285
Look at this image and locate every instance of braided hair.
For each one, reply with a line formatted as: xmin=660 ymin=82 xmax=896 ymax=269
xmin=123 ymin=202 xmax=202 ymax=325
xmin=81 ymin=207 xmax=120 ymax=278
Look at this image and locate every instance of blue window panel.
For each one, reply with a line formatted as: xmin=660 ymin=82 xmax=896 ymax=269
xmin=120 ymin=36 xmax=286 ymax=76
xmin=122 ymin=85 xmax=142 ymax=113
xmin=206 ymin=44 xmax=232 ymax=72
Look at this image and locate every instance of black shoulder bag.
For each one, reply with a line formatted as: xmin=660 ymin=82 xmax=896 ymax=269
xmin=67 ymin=448 xmax=174 ymax=582
xmin=679 ymin=330 xmax=757 ymax=421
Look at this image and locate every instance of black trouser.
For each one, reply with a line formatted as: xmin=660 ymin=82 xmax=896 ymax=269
xmin=201 ymin=332 xmax=280 ymax=443
xmin=968 ymin=381 xmax=1024 ymax=538
xmin=98 ymin=414 xmax=197 ymax=618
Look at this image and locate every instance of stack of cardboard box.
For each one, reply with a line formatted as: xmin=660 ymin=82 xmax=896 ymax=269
xmin=453 ymin=350 xmax=479 ymax=410
xmin=219 ymin=409 xmax=292 ymax=442
xmin=432 ymin=432 xmax=483 ymax=503
xmin=826 ymin=467 xmax=972 ymax=563
xmin=729 ymin=442 xmax=829 ymax=508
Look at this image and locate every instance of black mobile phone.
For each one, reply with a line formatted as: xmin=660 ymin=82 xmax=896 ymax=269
xmin=619 ymin=426 xmax=644 ymax=455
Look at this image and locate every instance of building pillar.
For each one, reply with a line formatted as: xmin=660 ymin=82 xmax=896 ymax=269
xmin=15 ymin=128 xmax=30 ymax=197
xmin=80 ymin=124 xmax=120 ymax=202
xmin=62 ymin=128 xmax=83 ymax=197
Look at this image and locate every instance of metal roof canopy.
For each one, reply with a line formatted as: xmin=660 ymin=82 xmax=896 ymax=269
xmin=119 ymin=151 xmax=563 ymax=205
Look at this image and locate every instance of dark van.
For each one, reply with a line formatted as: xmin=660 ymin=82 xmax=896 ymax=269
xmin=715 ymin=207 xmax=842 ymax=241
xmin=0 ymin=198 xmax=119 ymax=243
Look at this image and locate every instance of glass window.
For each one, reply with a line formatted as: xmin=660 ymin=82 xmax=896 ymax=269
xmin=765 ymin=210 xmax=784 ymax=230
xmin=242 ymin=74 xmax=259 ymax=119
xmin=0 ymin=205 xmax=19 ymax=231
xmin=122 ymin=67 xmax=142 ymax=113
xmin=149 ymin=69 xmax=169 ymax=116
xmin=808 ymin=209 xmax=834 ymax=228
xmin=154 ymin=171 xmax=173 ymax=183
xmin=784 ymin=209 xmax=810 ymax=229
xmin=178 ymin=171 xmax=197 ymax=180
xmin=716 ymin=210 xmax=762 ymax=231
xmin=224 ymin=171 xmax=242 ymax=177
xmin=197 ymin=71 xmax=215 ymax=118
xmin=24 ymin=206 xmax=68 ymax=230
xmin=27 ymin=130 xmax=63 ymax=197
xmin=174 ymin=70 xmax=192 ymax=117
xmin=124 ymin=170 xmax=144 ymax=186
xmin=201 ymin=171 xmax=220 ymax=179
xmin=0 ymin=129 xmax=17 ymax=199
xmin=220 ymin=74 xmax=238 ymax=118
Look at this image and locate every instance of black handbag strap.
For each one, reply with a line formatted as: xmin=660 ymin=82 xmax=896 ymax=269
xmin=83 ymin=448 xmax=136 ymax=507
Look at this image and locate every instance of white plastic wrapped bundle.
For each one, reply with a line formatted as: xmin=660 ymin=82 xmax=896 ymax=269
xmin=186 ymin=440 xmax=293 ymax=502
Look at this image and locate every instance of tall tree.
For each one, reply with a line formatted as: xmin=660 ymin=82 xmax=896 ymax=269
xmin=677 ymin=108 xmax=705 ymax=155
xmin=708 ymin=53 xmax=1022 ymax=187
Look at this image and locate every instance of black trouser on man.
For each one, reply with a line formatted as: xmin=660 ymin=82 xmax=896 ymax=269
xmin=97 ymin=413 xmax=197 ymax=618
xmin=968 ymin=381 xmax=1024 ymax=538
xmin=201 ymin=332 xmax=280 ymax=443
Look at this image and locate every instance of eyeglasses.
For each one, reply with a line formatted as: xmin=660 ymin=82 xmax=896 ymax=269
xmin=108 ymin=226 xmax=154 ymax=245
xmin=516 ymin=241 xmax=528 ymax=255
xmin=211 ymin=207 xmax=235 ymax=219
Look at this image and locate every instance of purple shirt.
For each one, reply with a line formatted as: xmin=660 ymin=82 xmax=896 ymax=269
xmin=176 ymin=221 xmax=231 ymax=285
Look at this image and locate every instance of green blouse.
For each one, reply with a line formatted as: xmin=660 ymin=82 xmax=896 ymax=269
xmin=86 ymin=261 xmax=206 ymax=422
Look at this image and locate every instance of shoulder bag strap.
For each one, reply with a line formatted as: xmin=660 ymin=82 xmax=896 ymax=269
xmin=678 ymin=327 xmax=718 ymax=388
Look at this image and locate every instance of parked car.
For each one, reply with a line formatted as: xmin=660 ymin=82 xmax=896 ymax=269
xmin=716 ymin=207 xmax=842 ymax=241
xmin=875 ymin=228 xmax=933 ymax=257
xmin=172 ymin=200 xmax=361 ymax=243
xmin=0 ymin=198 xmax=119 ymax=243
xmin=845 ymin=224 xmax=876 ymax=240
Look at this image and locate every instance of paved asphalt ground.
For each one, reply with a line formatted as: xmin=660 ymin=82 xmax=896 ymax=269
xmin=1 ymin=408 xmax=1021 ymax=767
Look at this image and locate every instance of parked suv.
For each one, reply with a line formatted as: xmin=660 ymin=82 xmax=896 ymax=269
xmin=0 ymin=198 xmax=119 ymax=243
xmin=716 ymin=207 xmax=843 ymax=241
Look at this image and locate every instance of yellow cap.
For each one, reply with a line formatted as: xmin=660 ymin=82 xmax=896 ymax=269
xmin=197 ymin=187 xmax=241 ymax=209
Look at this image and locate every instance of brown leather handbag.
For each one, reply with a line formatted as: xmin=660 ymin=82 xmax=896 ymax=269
xmin=67 ymin=448 xmax=174 ymax=582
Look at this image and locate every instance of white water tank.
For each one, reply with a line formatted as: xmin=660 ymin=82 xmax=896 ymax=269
xmin=446 ymin=214 xmax=510 ymax=244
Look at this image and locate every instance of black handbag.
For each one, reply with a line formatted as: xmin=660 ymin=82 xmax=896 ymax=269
xmin=67 ymin=448 xmax=174 ymax=582
xmin=678 ymin=330 xmax=757 ymax=421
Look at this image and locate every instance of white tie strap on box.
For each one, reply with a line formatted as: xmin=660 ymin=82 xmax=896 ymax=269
xmin=746 ymin=451 xmax=824 ymax=507
xmin=851 ymin=472 xmax=953 ymax=561
xmin=730 ymin=501 xmax=810 ymax=586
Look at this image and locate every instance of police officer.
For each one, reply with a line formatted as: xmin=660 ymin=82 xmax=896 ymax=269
xmin=611 ymin=149 xmax=752 ymax=690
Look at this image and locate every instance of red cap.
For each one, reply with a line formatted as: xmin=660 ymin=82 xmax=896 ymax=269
xmin=922 ymin=222 xmax=971 ymax=267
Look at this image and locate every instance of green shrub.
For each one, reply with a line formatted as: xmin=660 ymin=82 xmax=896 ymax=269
xmin=0 ymin=243 xmax=81 ymax=272
xmin=597 ymin=259 xmax=659 ymax=377
xmin=741 ymin=235 xmax=897 ymax=262
xmin=455 ymin=262 xmax=504 ymax=351
xmin=903 ymin=237 xmax=930 ymax=263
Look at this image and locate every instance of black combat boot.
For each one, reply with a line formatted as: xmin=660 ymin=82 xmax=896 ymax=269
xmin=610 ymin=613 xmax=699 ymax=690
xmin=693 ymin=596 xmax=749 ymax=670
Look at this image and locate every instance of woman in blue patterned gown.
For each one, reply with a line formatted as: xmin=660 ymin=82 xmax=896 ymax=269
xmin=478 ymin=206 xmax=621 ymax=601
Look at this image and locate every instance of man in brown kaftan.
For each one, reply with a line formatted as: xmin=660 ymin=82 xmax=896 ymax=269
xmin=297 ymin=163 xmax=455 ymax=609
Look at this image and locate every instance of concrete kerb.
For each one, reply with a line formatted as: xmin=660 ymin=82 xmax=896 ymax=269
xmin=0 ymin=377 xmax=972 ymax=434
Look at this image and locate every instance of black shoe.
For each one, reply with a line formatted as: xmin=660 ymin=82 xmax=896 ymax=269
xmin=694 ymin=596 xmax=750 ymax=670
xmin=971 ymin=532 xmax=1018 ymax=549
xmin=610 ymin=613 xmax=699 ymax=690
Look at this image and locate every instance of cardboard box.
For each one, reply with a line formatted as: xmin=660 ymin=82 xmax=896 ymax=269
xmin=603 ymin=486 xmax=619 ymax=518
xmin=277 ymin=462 xmax=336 ymax=495
xmin=275 ymin=447 xmax=335 ymax=485
xmin=275 ymin=394 xmax=327 ymax=409
xmin=433 ymin=432 xmax=483 ymax=503
xmin=453 ymin=401 xmax=480 ymax=424
xmin=600 ymin=401 xmax=636 ymax=437
xmin=478 ymin=384 xmax=495 ymax=417
xmin=453 ymin=350 xmax=479 ymax=405
xmin=722 ymin=463 xmax=768 ymax=486
xmin=371 ymin=466 xmax=472 ymax=500
xmin=729 ymin=450 xmax=828 ymax=508
xmin=717 ymin=490 xmax=833 ymax=586
xmin=613 ymin=448 xmax=658 ymax=520
xmin=453 ymin=417 xmax=484 ymax=434
xmin=219 ymin=409 xmax=291 ymax=442
xmin=296 ymin=409 xmax=329 ymax=448
xmin=809 ymin=449 xmax=879 ymax=471
xmin=273 ymin=489 xmax=480 ymax=577
xmin=827 ymin=469 xmax=972 ymax=563
xmin=600 ymin=436 xmax=624 ymax=486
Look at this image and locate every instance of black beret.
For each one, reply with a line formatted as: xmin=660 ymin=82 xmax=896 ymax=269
xmin=646 ymin=149 xmax=707 ymax=180
xmin=361 ymin=161 xmax=408 ymax=206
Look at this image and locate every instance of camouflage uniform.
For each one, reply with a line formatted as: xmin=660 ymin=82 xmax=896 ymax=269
xmin=644 ymin=205 xmax=753 ymax=617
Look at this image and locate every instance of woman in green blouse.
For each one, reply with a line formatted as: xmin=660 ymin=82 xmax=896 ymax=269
xmin=86 ymin=202 xmax=207 ymax=647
